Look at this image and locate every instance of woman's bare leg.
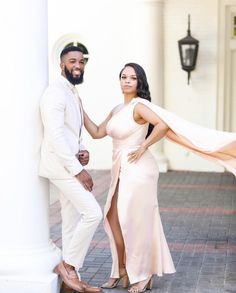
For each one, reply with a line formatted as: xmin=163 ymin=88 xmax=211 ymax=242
xmin=102 ymin=182 xmax=127 ymax=288
xmin=107 ymin=182 xmax=126 ymax=270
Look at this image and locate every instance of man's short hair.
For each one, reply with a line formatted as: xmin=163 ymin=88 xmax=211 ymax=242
xmin=60 ymin=45 xmax=84 ymax=60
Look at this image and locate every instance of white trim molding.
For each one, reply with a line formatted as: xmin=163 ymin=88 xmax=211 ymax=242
xmin=217 ymin=0 xmax=236 ymax=131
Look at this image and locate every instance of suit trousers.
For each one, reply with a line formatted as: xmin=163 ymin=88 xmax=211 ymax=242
xmin=50 ymin=176 xmax=103 ymax=269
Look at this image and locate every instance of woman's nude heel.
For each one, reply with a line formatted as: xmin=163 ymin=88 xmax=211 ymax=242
xmin=146 ymin=277 xmax=153 ymax=290
xmin=139 ymin=277 xmax=153 ymax=292
xmin=101 ymin=272 xmax=129 ymax=289
xmin=122 ymin=274 xmax=129 ymax=288
xmin=128 ymin=276 xmax=153 ymax=293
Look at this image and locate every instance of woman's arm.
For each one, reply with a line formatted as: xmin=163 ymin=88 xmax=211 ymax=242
xmin=128 ymin=103 xmax=169 ymax=162
xmin=83 ymin=110 xmax=112 ymax=139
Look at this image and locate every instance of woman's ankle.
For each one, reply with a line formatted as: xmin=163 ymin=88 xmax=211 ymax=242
xmin=119 ymin=266 xmax=127 ymax=276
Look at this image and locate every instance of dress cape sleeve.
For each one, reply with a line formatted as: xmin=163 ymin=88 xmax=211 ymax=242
xmin=135 ymin=98 xmax=236 ymax=177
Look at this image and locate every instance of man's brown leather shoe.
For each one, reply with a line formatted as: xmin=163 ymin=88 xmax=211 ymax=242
xmin=53 ymin=261 xmax=85 ymax=293
xmin=81 ymin=281 xmax=102 ymax=293
xmin=61 ymin=280 xmax=102 ymax=293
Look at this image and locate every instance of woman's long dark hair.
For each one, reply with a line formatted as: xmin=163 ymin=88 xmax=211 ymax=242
xmin=119 ymin=63 xmax=154 ymax=137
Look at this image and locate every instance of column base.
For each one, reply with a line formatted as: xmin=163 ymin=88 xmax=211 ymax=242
xmin=0 ymin=240 xmax=62 ymax=293
xmin=0 ymin=274 xmax=61 ymax=293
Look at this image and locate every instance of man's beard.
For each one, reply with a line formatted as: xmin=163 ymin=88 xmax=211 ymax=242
xmin=64 ymin=66 xmax=84 ymax=85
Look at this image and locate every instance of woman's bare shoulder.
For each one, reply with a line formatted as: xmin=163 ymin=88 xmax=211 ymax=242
xmin=111 ymin=103 xmax=123 ymax=115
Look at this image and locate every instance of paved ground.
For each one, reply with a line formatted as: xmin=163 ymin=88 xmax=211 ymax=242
xmin=49 ymin=170 xmax=236 ymax=293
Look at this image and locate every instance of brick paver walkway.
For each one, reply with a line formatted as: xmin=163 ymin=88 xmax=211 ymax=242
xmin=49 ymin=170 xmax=236 ymax=293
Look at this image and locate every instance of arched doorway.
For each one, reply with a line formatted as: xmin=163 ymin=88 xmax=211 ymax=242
xmin=50 ymin=33 xmax=89 ymax=81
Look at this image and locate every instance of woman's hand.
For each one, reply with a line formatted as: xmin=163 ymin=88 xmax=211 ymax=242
xmin=127 ymin=146 xmax=147 ymax=163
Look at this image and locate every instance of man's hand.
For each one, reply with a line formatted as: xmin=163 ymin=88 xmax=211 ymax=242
xmin=76 ymin=150 xmax=89 ymax=166
xmin=75 ymin=169 xmax=93 ymax=191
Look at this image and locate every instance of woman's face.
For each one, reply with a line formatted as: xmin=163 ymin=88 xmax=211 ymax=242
xmin=120 ymin=66 xmax=138 ymax=96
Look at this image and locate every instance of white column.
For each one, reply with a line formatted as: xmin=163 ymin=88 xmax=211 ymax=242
xmin=0 ymin=1 xmax=61 ymax=292
xmin=154 ymin=0 xmax=169 ymax=172
xmin=138 ymin=0 xmax=168 ymax=172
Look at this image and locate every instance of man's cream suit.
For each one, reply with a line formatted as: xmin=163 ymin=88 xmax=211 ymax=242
xmin=39 ymin=75 xmax=102 ymax=269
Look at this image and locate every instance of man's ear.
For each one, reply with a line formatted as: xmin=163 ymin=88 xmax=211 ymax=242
xmin=60 ymin=62 xmax=65 ymax=71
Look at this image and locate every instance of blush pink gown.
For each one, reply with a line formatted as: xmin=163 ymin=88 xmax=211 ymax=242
xmin=104 ymin=98 xmax=236 ymax=284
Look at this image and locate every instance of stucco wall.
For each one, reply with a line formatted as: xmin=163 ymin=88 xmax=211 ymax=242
xmin=163 ymin=0 xmax=223 ymax=171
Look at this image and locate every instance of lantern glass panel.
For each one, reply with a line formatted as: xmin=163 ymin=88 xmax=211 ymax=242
xmin=182 ymin=44 xmax=196 ymax=66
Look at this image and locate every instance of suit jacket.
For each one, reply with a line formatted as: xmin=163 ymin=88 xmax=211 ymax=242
xmin=39 ymin=75 xmax=84 ymax=179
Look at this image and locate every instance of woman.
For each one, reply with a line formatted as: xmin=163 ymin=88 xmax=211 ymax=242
xmin=83 ymin=63 xmax=236 ymax=293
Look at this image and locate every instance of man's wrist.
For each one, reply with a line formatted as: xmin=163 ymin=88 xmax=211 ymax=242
xmin=75 ymin=170 xmax=83 ymax=177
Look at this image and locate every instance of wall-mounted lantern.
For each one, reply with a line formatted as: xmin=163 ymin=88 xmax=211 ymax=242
xmin=178 ymin=15 xmax=199 ymax=84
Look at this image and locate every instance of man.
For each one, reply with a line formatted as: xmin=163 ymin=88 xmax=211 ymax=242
xmin=39 ymin=45 xmax=102 ymax=293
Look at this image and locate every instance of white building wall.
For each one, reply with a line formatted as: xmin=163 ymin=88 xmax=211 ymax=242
xmin=163 ymin=0 xmax=224 ymax=172
xmin=48 ymin=0 xmax=224 ymax=172
xmin=48 ymin=0 xmax=166 ymax=170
